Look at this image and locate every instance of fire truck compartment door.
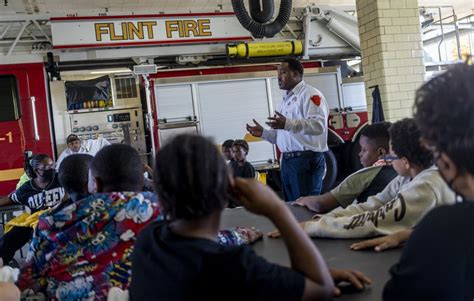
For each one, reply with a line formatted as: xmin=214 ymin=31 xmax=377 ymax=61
xmin=155 ymin=84 xmax=195 ymax=122
xmin=197 ymin=79 xmax=275 ymax=165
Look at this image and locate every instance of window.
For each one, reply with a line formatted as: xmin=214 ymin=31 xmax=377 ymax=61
xmin=0 ymin=75 xmax=20 ymax=121
xmin=115 ymin=77 xmax=137 ymax=99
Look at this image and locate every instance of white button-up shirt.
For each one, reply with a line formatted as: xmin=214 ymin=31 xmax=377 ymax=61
xmin=261 ymin=80 xmax=329 ymax=153
xmin=55 ymin=137 xmax=111 ymax=169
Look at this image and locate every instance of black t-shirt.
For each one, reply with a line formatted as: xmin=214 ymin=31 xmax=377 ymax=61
xmin=9 ymin=174 xmax=65 ymax=213
xmin=130 ymin=221 xmax=305 ymax=301
xmin=229 ymin=161 xmax=256 ymax=179
xmin=384 ymin=202 xmax=474 ymax=301
xmin=358 ymin=165 xmax=398 ymax=203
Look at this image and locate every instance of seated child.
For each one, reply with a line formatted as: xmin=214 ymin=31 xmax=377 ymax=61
xmin=130 ymin=134 xmax=371 ymax=301
xmin=0 ymin=154 xmax=65 ymax=267
xmin=383 ymin=64 xmax=474 ymax=300
xmin=221 ymin=139 xmax=234 ymax=163
xmin=271 ymin=118 xmax=455 ymax=239
xmin=294 ymin=122 xmax=397 ymax=213
xmin=18 ymin=145 xmax=162 ymax=299
xmin=18 ymin=145 xmax=262 ymax=300
xmin=229 ymin=139 xmax=255 ymax=178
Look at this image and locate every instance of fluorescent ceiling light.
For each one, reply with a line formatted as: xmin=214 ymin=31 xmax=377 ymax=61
xmin=90 ymin=68 xmax=132 ymax=74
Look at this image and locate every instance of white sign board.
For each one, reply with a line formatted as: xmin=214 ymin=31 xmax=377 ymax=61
xmin=50 ymin=13 xmax=252 ymax=49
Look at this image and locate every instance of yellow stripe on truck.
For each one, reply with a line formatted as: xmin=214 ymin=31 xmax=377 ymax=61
xmin=0 ymin=168 xmax=24 ymax=182
xmin=244 ymin=133 xmax=263 ymax=142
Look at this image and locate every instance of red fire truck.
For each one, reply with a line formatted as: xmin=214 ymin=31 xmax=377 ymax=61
xmin=0 ymin=5 xmax=368 ymax=196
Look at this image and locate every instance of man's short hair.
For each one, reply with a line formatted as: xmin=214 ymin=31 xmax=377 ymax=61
xmin=360 ymin=122 xmax=391 ymax=151
xmin=414 ymin=63 xmax=474 ymax=174
xmin=389 ymin=118 xmax=433 ymax=168
xmin=222 ymin=139 xmax=234 ymax=148
xmin=282 ymin=58 xmax=304 ymax=77
xmin=66 ymin=134 xmax=80 ymax=144
xmin=59 ymin=154 xmax=93 ymax=194
xmin=90 ymin=144 xmax=143 ymax=191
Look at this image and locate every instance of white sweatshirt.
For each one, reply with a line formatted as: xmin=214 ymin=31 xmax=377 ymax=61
xmin=304 ymin=167 xmax=456 ymax=238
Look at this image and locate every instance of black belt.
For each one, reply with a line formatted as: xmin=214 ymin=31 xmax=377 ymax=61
xmin=282 ymin=150 xmax=317 ymax=159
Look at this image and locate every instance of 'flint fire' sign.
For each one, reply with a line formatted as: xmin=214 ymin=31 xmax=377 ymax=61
xmin=50 ymin=13 xmax=251 ymax=49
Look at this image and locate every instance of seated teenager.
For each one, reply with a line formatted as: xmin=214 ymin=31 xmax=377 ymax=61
xmin=18 ymin=145 xmax=262 ymax=300
xmin=294 ymin=122 xmax=397 ymax=213
xmin=383 ymin=64 xmax=474 ymax=300
xmin=270 ymin=118 xmax=455 ymax=239
xmin=0 ymin=154 xmax=65 ymax=267
xmin=130 ymin=134 xmax=371 ymax=301
xmin=18 ymin=145 xmax=161 ymax=300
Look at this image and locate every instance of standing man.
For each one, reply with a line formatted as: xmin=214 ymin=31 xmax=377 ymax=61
xmin=247 ymin=58 xmax=329 ymax=202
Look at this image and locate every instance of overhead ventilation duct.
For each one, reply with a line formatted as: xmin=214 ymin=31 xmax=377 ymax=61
xmin=231 ymin=0 xmax=292 ymax=38
xmin=249 ymin=0 xmax=274 ymax=23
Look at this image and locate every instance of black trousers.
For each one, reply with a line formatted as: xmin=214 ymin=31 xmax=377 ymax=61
xmin=0 ymin=226 xmax=33 ymax=264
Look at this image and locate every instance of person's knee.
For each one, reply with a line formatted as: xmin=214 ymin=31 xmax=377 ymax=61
xmin=0 ymin=282 xmax=20 ymax=301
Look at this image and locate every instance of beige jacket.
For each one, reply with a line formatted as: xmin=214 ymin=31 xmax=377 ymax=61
xmin=304 ymin=167 xmax=456 ymax=238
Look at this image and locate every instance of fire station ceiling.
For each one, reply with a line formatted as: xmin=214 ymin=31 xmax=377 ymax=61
xmin=0 ymin=0 xmax=472 ymax=18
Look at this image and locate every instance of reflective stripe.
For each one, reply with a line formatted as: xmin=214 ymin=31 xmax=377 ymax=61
xmin=0 ymin=168 xmax=24 ymax=181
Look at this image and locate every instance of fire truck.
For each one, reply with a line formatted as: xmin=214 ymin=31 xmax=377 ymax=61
xmin=0 ymin=3 xmax=368 ymax=196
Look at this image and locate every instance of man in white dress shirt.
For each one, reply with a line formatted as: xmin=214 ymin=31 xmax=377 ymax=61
xmin=247 ymin=58 xmax=329 ymax=202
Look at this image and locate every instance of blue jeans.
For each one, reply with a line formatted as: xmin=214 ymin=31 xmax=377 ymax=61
xmin=281 ymin=151 xmax=325 ymax=202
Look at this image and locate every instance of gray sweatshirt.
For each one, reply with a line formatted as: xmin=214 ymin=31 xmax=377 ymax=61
xmin=304 ymin=167 xmax=456 ymax=238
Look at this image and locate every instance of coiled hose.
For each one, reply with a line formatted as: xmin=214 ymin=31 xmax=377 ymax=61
xmin=231 ymin=0 xmax=292 ymax=38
